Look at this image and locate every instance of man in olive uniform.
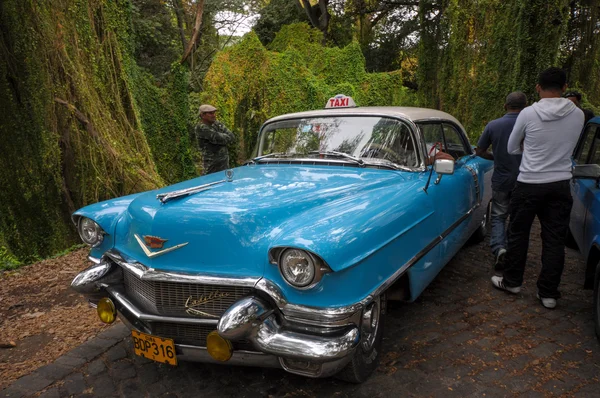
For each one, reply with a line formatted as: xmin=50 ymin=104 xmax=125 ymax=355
xmin=195 ymin=104 xmax=236 ymax=175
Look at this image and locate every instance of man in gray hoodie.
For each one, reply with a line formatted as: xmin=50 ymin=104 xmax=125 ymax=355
xmin=491 ymin=67 xmax=584 ymax=309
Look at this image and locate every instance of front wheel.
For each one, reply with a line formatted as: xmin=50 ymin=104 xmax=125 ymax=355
xmin=335 ymin=294 xmax=386 ymax=383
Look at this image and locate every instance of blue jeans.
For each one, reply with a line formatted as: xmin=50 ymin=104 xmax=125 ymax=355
xmin=490 ymin=190 xmax=511 ymax=255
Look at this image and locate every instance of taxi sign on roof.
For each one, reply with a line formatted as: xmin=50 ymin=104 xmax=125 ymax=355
xmin=325 ymin=94 xmax=357 ymax=109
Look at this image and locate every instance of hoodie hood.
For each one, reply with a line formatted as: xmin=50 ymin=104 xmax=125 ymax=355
xmin=531 ymin=98 xmax=578 ymax=121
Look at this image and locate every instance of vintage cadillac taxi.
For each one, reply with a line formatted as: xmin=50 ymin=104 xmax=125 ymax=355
xmin=71 ymin=95 xmax=492 ymax=382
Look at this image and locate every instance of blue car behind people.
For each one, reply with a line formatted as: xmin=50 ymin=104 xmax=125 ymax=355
xmin=569 ymin=116 xmax=600 ymax=341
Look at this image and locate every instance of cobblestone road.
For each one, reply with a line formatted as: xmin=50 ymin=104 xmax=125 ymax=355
xmin=2 ymin=222 xmax=599 ymax=397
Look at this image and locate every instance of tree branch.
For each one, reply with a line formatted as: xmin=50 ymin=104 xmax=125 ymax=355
xmin=171 ymin=0 xmax=188 ymax=53
xmin=300 ymin=0 xmax=320 ymax=29
xmin=181 ymin=0 xmax=205 ymax=65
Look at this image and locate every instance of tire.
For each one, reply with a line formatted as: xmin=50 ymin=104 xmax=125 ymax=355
xmin=335 ymin=294 xmax=386 ymax=383
xmin=594 ymin=271 xmax=600 ymax=343
xmin=469 ymin=201 xmax=490 ymax=244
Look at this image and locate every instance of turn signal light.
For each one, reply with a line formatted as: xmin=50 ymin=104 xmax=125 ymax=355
xmin=97 ymin=297 xmax=116 ymax=324
xmin=206 ymin=331 xmax=233 ymax=361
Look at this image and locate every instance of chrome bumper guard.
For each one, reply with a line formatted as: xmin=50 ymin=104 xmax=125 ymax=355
xmin=218 ymin=296 xmax=360 ymax=362
xmin=72 ymin=260 xmax=361 ymax=376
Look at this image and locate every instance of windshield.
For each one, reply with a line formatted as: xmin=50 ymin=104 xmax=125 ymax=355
xmin=256 ymin=116 xmax=421 ymax=169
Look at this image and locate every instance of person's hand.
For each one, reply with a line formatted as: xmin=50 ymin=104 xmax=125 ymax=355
xmin=434 ymin=151 xmax=455 ymax=161
xmin=426 ymin=151 xmax=454 ymax=165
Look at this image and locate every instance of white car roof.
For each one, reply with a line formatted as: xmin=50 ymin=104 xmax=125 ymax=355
xmin=263 ymin=106 xmax=467 ymax=132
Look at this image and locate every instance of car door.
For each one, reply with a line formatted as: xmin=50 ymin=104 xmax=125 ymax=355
xmin=408 ymin=122 xmax=477 ymax=294
xmin=571 ymin=122 xmax=600 ymax=253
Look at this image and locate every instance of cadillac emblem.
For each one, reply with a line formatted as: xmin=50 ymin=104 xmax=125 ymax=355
xmin=143 ymin=235 xmax=167 ymax=249
xmin=185 ymin=292 xmax=231 ymax=318
xmin=134 ymin=234 xmax=188 ymax=258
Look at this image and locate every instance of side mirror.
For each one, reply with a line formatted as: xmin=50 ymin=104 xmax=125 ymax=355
xmin=434 ymin=159 xmax=455 ymax=175
xmin=572 ymin=164 xmax=600 ymax=179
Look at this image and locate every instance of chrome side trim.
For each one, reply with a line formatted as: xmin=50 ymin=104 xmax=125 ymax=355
xmin=372 ymin=204 xmax=477 ymax=298
xmin=104 ymin=250 xmax=259 ymax=287
xmin=87 ymin=256 xmax=101 ymax=264
xmin=106 ymin=286 xmax=218 ymax=326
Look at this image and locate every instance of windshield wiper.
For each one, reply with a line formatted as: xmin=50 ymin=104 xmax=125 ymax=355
xmin=308 ymin=150 xmax=365 ymax=166
xmin=361 ymin=158 xmax=412 ymax=171
xmin=248 ymin=152 xmax=306 ymax=164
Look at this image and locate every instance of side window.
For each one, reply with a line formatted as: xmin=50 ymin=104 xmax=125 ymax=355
xmin=419 ymin=123 xmax=444 ymax=155
xmin=575 ymin=124 xmax=597 ymax=164
xmin=442 ymin=123 xmax=470 ymax=159
xmin=586 ymin=126 xmax=600 ymax=165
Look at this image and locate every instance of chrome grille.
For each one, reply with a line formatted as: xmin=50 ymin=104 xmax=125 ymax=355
xmin=151 ymin=322 xmax=213 ymax=345
xmin=123 ymin=269 xmax=252 ymax=318
xmin=150 ymin=322 xmax=253 ymax=350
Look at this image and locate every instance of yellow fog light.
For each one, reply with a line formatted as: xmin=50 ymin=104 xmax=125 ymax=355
xmin=206 ymin=331 xmax=233 ymax=361
xmin=97 ymin=297 xmax=116 ymax=324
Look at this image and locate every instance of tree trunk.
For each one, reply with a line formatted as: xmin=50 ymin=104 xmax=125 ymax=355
xmin=181 ymin=0 xmax=205 ymax=65
xmin=171 ymin=0 xmax=187 ymax=53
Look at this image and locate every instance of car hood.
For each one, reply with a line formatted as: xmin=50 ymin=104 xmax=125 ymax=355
xmin=111 ymin=165 xmax=412 ymax=278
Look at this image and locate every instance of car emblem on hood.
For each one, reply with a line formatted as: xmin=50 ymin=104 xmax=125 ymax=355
xmin=134 ymin=234 xmax=188 ymax=258
xmin=143 ymin=235 xmax=167 ymax=249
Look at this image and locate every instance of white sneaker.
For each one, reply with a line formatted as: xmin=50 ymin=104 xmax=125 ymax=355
xmin=536 ymin=294 xmax=557 ymax=309
xmin=491 ymin=275 xmax=521 ymax=294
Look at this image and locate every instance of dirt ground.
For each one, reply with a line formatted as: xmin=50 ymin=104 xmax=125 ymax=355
xmin=0 ymin=249 xmax=111 ymax=390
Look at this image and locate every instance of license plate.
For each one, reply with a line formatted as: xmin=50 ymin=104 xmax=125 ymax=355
xmin=132 ymin=330 xmax=178 ymax=366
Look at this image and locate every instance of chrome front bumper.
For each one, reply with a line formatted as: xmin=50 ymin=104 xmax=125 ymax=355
xmin=72 ymin=260 xmax=361 ymax=377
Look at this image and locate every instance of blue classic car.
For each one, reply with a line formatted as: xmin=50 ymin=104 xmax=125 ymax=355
xmin=71 ymin=96 xmax=493 ymax=382
xmin=568 ymin=116 xmax=600 ymax=341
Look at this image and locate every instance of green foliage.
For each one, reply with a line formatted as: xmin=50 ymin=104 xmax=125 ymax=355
xmin=0 ymin=246 xmax=23 ymax=271
xmin=131 ymin=0 xmax=182 ymax=78
xmin=254 ymin=0 xmax=309 ymax=46
xmin=418 ymin=0 xmax=573 ymax=139
xmin=130 ymin=63 xmax=197 ymax=183
xmin=0 ymin=0 xmax=165 ymax=263
xmin=202 ymin=24 xmax=414 ymax=161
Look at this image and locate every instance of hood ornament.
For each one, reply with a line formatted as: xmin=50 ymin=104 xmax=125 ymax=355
xmin=134 ymin=234 xmax=188 ymax=258
xmin=225 ymin=169 xmax=234 ymax=182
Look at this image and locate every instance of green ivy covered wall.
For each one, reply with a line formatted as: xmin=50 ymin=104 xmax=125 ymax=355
xmin=199 ymin=23 xmax=415 ymax=162
xmin=0 ymin=0 xmax=192 ymax=265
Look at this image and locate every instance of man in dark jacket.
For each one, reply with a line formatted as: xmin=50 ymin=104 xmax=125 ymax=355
xmin=475 ymin=92 xmax=526 ymax=272
xmin=195 ymin=104 xmax=236 ymax=175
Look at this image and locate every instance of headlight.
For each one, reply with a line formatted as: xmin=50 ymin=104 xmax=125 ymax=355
xmin=77 ymin=217 xmax=104 ymax=247
xmin=279 ymin=248 xmax=316 ymax=288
